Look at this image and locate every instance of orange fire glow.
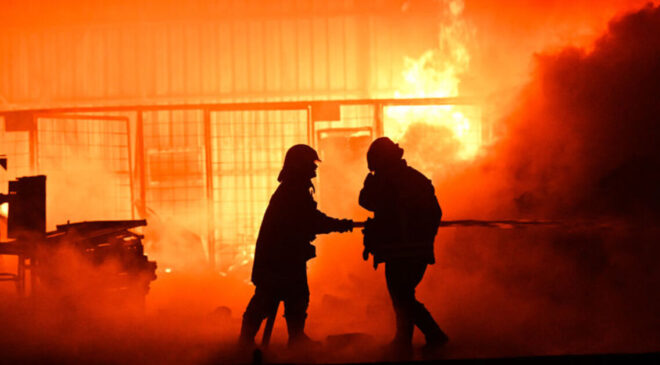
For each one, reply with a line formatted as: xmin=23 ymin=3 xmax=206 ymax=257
xmin=3 ymin=1 xmax=660 ymax=363
xmin=0 ymin=202 xmax=7 ymax=218
xmin=385 ymin=0 xmax=481 ymax=160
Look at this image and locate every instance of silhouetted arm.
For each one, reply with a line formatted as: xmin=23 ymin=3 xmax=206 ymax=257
xmin=280 ymin=187 xmax=352 ymax=240
xmin=311 ymin=210 xmax=353 ymax=234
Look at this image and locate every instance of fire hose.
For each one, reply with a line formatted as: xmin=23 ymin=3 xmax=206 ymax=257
xmin=260 ymin=219 xmax=583 ymax=347
xmin=352 ymin=219 xmax=560 ymax=229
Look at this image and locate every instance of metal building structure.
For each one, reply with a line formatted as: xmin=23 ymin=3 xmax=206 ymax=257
xmin=1 ymin=97 xmax=480 ymax=270
xmin=0 ymin=1 xmax=440 ymax=107
xmin=0 ymin=1 xmax=485 ymax=271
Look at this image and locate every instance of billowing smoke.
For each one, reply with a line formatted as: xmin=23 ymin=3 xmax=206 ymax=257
xmin=310 ymin=4 xmax=660 ymax=353
xmin=480 ymin=3 xmax=660 ymax=220
xmin=3 ymin=2 xmax=660 ymax=363
xmin=413 ymin=3 xmax=660 ymax=357
xmin=164 ymin=3 xmax=660 ymax=360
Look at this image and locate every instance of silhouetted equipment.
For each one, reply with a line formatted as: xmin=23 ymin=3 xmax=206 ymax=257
xmin=354 ymin=217 xmax=561 ymax=266
xmin=5 ymin=175 xmax=46 ymax=239
xmin=39 ymin=219 xmax=157 ymax=303
xmin=354 ymin=219 xmax=559 ymax=229
xmin=0 ymin=174 xmax=156 ymax=302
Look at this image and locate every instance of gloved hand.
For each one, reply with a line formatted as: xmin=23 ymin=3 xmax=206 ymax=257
xmin=363 ymin=173 xmax=376 ymax=188
xmin=361 ymin=218 xmax=375 ymax=262
xmin=336 ymin=219 xmax=354 ymax=233
xmin=362 ymin=246 xmax=370 ymax=261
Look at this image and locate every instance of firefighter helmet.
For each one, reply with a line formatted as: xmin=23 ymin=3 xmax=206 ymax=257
xmin=278 ymin=144 xmax=321 ymax=182
xmin=366 ymin=137 xmax=404 ymax=172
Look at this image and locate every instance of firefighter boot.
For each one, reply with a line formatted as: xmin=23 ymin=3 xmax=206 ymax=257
xmin=285 ymin=314 xmax=321 ymax=350
xmin=387 ymin=316 xmax=414 ymax=361
xmin=418 ymin=313 xmax=449 ymax=359
xmin=238 ymin=313 xmax=262 ymax=349
xmin=411 ymin=301 xmax=448 ymax=350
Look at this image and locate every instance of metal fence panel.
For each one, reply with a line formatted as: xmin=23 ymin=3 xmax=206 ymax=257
xmin=210 ymin=109 xmax=308 ymax=271
xmin=0 ymin=119 xmax=31 ymax=186
xmin=36 ymin=115 xmax=132 ymax=229
xmin=142 ymin=109 xmax=207 ymax=233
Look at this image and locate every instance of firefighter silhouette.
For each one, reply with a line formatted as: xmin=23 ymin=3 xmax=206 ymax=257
xmin=359 ymin=137 xmax=448 ymax=357
xmin=239 ymin=144 xmax=354 ymax=348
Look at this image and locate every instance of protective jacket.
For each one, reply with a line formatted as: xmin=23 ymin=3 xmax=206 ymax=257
xmin=251 ymin=179 xmax=348 ymax=288
xmin=359 ymin=160 xmax=441 ymax=266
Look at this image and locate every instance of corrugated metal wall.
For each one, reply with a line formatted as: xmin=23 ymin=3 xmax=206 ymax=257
xmin=0 ymin=0 xmax=438 ymax=109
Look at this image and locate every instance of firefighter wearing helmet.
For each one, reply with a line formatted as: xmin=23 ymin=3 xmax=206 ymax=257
xmin=239 ymin=144 xmax=354 ymax=348
xmin=359 ymin=137 xmax=448 ymax=358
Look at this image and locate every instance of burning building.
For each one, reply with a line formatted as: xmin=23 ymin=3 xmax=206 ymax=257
xmin=1 ymin=0 xmax=660 ymax=363
xmin=0 ymin=0 xmax=486 ymax=274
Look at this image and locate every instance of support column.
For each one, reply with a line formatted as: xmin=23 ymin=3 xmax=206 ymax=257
xmin=203 ymin=109 xmax=216 ymax=269
xmin=375 ymin=103 xmax=384 ymax=137
xmin=135 ymin=111 xmax=147 ymax=218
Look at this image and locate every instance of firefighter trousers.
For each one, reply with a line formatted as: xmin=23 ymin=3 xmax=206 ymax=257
xmin=385 ymin=260 xmax=445 ymax=344
xmin=240 ymin=282 xmax=310 ymax=344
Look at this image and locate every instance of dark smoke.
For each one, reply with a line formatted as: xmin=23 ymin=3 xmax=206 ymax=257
xmin=491 ymin=3 xmax=660 ymax=220
xmin=3 ymin=3 xmax=660 ymax=363
xmin=422 ymin=3 xmax=660 ymax=358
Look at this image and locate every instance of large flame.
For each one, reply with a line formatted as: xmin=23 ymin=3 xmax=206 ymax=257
xmin=385 ymin=0 xmax=481 ymax=161
xmin=0 ymin=202 xmax=7 ymax=218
